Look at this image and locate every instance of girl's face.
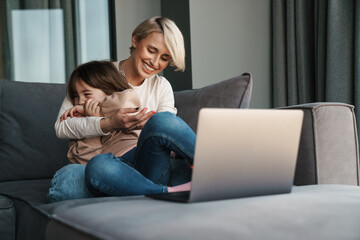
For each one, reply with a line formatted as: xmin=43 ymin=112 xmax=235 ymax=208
xmin=131 ymin=32 xmax=171 ymax=81
xmin=74 ymin=79 xmax=108 ymax=105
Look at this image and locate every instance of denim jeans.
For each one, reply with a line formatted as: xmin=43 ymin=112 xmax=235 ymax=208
xmin=47 ymin=164 xmax=95 ymax=203
xmin=85 ymin=112 xmax=196 ymax=196
xmin=47 ymin=112 xmax=195 ymax=202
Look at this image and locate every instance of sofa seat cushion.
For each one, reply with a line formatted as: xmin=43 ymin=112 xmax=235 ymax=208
xmin=46 ymin=185 xmax=360 ymax=240
xmin=0 ymin=179 xmax=146 ymax=216
xmin=0 ymin=179 xmax=50 ymax=205
xmin=0 ymin=179 xmax=134 ymax=240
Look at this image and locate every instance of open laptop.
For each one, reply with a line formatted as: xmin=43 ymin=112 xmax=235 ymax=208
xmin=146 ymin=108 xmax=304 ymax=203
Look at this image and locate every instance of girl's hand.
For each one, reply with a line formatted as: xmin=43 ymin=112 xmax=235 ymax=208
xmin=84 ymin=99 xmax=101 ymax=117
xmin=60 ymin=105 xmax=85 ymax=121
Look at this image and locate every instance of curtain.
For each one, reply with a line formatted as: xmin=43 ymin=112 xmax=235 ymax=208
xmin=0 ymin=0 xmax=76 ymax=81
xmin=272 ymin=0 xmax=360 ymax=108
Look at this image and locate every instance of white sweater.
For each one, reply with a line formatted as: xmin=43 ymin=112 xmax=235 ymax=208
xmin=55 ymin=74 xmax=177 ymax=139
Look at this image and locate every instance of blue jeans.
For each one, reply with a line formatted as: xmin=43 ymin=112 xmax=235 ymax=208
xmin=85 ymin=112 xmax=196 ymax=196
xmin=47 ymin=164 xmax=95 ymax=203
xmin=47 ymin=112 xmax=195 ymax=202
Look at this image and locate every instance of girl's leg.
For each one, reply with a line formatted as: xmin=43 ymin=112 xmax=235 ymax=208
xmin=85 ymin=153 xmax=167 ymax=196
xmin=132 ymin=112 xmax=196 ymax=185
xmin=47 ymin=164 xmax=96 ymax=202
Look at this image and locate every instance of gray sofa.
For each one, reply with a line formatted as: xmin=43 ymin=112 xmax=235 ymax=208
xmin=0 ymin=74 xmax=359 ymax=240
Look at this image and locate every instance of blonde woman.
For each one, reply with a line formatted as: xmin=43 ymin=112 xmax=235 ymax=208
xmin=48 ymin=17 xmax=194 ymax=202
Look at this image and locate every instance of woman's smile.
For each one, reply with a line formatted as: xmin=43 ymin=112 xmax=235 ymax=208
xmin=143 ymin=61 xmax=155 ymax=73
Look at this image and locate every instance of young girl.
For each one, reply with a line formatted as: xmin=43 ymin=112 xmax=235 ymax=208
xmin=62 ymin=61 xmax=145 ymax=165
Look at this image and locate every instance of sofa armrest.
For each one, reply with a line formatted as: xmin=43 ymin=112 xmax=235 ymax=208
xmin=281 ymin=102 xmax=360 ymax=186
xmin=0 ymin=195 xmax=15 ymax=240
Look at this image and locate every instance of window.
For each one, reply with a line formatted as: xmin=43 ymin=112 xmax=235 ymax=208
xmin=0 ymin=0 xmax=115 ymax=83
xmin=76 ymin=0 xmax=111 ymax=64
xmin=12 ymin=9 xmax=66 ymax=83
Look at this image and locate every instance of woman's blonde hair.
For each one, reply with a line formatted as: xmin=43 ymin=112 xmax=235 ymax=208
xmin=131 ymin=17 xmax=185 ymax=72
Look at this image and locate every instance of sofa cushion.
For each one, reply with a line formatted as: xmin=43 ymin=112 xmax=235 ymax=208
xmin=45 ymin=185 xmax=360 ymax=240
xmin=174 ymin=73 xmax=252 ymax=131
xmin=0 ymin=80 xmax=70 ymax=182
xmin=0 ymin=179 xmax=139 ymax=240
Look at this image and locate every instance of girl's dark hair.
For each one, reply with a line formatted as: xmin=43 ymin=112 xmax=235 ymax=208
xmin=67 ymin=61 xmax=131 ymax=105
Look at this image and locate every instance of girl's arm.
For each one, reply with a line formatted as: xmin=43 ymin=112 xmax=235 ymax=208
xmin=55 ymin=96 xmax=107 ymax=139
xmin=61 ymin=99 xmax=102 ymax=121
xmin=60 ymin=105 xmax=85 ymax=121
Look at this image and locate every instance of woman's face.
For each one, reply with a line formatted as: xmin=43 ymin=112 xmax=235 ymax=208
xmin=131 ymin=32 xmax=171 ymax=80
xmin=74 ymin=79 xmax=108 ymax=105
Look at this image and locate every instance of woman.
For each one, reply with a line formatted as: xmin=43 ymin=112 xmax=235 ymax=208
xmin=48 ymin=17 xmax=194 ymax=202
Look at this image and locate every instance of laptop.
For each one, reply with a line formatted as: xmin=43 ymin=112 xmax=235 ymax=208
xmin=146 ymin=108 xmax=304 ymax=203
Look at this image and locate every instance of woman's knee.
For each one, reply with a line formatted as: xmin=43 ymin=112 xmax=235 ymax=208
xmin=85 ymin=153 xmax=136 ymax=196
xmin=85 ymin=153 xmax=123 ymax=191
xmin=146 ymin=112 xmax=191 ymax=134
xmin=85 ymin=153 xmax=117 ymax=179
xmin=148 ymin=112 xmax=175 ymax=125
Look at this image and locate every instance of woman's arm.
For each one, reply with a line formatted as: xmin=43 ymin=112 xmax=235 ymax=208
xmin=100 ymin=107 xmax=153 ymax=132
xmin=55 ymin=91 xmax=155 ymax=139
xmin=156 ymin=77 xmax=177 ymax=114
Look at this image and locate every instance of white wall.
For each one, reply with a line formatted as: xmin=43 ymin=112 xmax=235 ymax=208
xmin=115 ymin=0 xmax=161 ymax=61
xmin=189 ymin=0 xmax=271 ymax=108
xmin=114 ymin=0 xmax=271 ymax=108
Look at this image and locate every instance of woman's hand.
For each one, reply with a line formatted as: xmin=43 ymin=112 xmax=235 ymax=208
xmin=84 ymin=99 xmax=101 ymax=117
xmin=100 ymin=108 xmax=155 ymax=133
xmin=128 ymin=108 xmax=156 ymax=131
xmin=60 ymin=105 xmax=85 ymax=121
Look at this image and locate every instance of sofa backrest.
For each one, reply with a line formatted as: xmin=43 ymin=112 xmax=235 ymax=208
xmin=175 ymin=73 xmax=252 ymax=132
xmin=0 ymin=73 xmax=252 ymax=182
xmin=0 ymin=80 xmax=69 ymax=182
